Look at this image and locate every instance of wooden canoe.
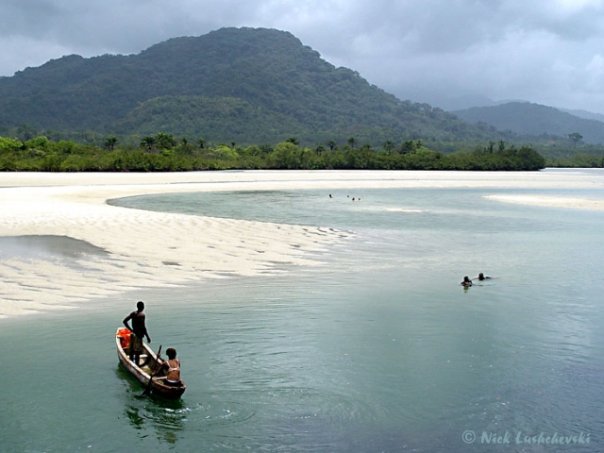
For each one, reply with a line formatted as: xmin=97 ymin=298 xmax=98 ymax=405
xmin=115 ymin=328 xmax=186 ymax=399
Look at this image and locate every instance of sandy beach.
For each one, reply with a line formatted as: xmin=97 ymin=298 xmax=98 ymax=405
xmin=1 ymin=169 xmax=603 ymax=319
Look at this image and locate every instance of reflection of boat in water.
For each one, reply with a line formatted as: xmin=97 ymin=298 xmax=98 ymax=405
xmin=124 ymin=401 xmax=186 ymax=445
xmin=115 ymin=328 xmax=186 ymax=399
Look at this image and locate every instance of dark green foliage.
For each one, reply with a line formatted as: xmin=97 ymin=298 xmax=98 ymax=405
xmin=547 ymin=151 xmax=604 ymax=168
xmin=446 ymin=144 xmax=546 ymax=171
xmin=0 ymin=135 xmax=550 ymax=171
xmin=0 ymin=27 xmax=500 ymax=146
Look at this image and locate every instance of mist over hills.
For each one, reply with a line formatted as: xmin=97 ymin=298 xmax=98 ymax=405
xmin=454 ymin=102 xmax=604 ymax=144
xmin=0 ymin=27 xmax=500 ymax=146
xmin=561 ymin=108 xmax=604 ymax=124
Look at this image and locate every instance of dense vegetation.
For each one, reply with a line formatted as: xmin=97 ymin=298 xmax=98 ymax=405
xmin=1 ymin=27 xmax=601 ymax=167
xmin=0 ymin=134 xmax=548 ymax=171
xmin=0 ymin=27 xmax=504 ymax=146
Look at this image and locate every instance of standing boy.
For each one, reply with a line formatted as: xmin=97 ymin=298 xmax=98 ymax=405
xmin=123 ymin=301 xmax=151 ymax=365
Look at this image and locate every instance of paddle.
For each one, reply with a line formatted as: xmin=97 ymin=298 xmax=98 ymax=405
xmin=142 ymin=344 xmax=163 ymax=397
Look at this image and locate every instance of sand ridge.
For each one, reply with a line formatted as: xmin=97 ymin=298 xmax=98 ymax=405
xmin=1 ymin=169 xmax=603 ymax=319
xmin=484 ymin=194 xmax=604 ymax=210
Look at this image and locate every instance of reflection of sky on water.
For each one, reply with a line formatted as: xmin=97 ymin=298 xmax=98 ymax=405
xmin=114 ymin=186 xmax=604 ymax=235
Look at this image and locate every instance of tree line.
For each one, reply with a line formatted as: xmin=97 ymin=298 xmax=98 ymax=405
xmin=0 ymin=133 xmax=552 ymax=172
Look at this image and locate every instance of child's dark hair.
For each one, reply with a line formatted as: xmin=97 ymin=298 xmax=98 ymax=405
xmin=166 ymin=347 xmax=177 ymax=359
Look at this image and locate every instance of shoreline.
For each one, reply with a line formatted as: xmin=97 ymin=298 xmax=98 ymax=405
xmin=1 ymin=169 xmax=603 ymax=319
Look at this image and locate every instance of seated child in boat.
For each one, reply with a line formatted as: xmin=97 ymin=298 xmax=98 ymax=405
xmin=162 ymin=347 xmax=182 ymax=386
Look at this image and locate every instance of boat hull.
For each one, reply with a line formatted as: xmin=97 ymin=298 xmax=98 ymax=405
xmin=115 ymin=328 xmax=186 ymax=399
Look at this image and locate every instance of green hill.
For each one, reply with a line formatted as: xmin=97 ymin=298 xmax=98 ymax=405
xmin=0 ymin=27 xmax=501 ymax=146
xmin=454 ymin=102 xmax=604 ymax=144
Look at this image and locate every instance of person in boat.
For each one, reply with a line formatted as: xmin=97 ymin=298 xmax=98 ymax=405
xmin=476 ymin=272 xmax=491 ymax=281
xmin=461 ymin=276 xmax=473 ymax=287
xmin=162 ymin=347 xmax=182 ymax=386
xmin=123 ymin=301 xmax=151 ymax=365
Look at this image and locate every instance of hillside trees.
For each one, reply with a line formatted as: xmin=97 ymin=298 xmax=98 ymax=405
xmin=568 ymin=132 xmax=583 ymax=145
xmin=0 ymin=28 xmax=502 ymax=146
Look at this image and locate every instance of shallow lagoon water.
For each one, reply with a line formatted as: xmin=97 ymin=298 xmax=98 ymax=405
xmin=2 ymin=173 xmax=604 ymax=452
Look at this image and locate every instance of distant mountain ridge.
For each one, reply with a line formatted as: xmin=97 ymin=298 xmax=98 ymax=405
xmin=0 ymin=27 xmax=499 ymax=145
xmin=561 ymin=108 xmax=604 ymax=123
xmin=454 ymin=102 xmax=604 ymax=144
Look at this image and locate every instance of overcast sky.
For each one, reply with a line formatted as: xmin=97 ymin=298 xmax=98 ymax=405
xmin=2 ymin=0 xmax=604 ymax=113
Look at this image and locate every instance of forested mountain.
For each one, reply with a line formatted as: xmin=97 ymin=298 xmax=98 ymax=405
xmin=454 ymin=102 xmax=604 ymax=144
xmin=0 ymin=27 xmax=501 ymax=146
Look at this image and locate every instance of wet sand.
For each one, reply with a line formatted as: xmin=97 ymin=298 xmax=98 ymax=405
xmin=1 ymin=169 xmax=602 ymax=318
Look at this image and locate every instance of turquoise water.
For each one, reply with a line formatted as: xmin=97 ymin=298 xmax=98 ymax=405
xmin=2 ymin=177 xmax=604 ymax=452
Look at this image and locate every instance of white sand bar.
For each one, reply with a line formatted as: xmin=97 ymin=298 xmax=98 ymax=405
xmin=1 ymin=169 xmax=603 ymax=319
xmin=485 ymin=194 xmax=604 ymax=210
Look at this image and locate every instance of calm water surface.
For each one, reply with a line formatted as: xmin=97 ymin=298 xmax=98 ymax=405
xmin=2 ymin=173 xmax=604 ymax=452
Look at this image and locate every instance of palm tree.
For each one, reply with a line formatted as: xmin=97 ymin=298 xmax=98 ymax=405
xmin=140 ymin=136 xmax=155 ymax=151
xmin=154 ymin=132 xmax=176 ymax=150
xmin=104 ymin=136 xmax=117 ymax=151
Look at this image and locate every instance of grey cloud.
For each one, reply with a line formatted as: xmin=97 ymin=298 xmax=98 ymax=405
xmin=1 ymin=0 xmax=604 ymax=113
